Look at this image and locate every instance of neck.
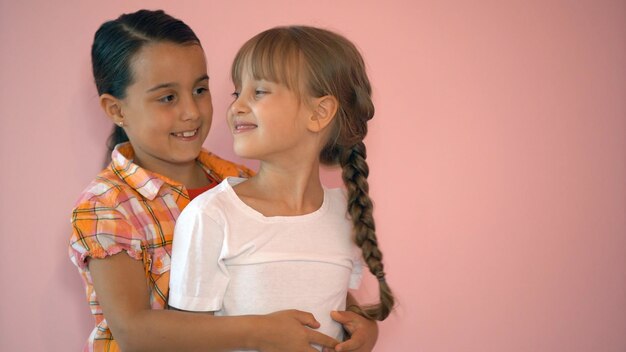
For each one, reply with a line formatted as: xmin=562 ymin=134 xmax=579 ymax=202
xmin=134 ymin=156 xmax=207 ymax=189
xmin=235 ymin=156 xmax=324 ymax=216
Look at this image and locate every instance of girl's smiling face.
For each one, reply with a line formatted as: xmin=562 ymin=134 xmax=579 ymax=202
xmin=228 ymin=70 xmax=317 ymax=163
xmin=116 ymin=41 xmax=212 ymax=175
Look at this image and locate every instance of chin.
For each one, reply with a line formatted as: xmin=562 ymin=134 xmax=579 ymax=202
xmin=233 ymin=146 xmax=258 ymax=160
xmin=173 ymin=149 xmax=202 ymax=163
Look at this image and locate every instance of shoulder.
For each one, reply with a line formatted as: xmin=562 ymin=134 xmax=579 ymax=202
xmin=73 ymin=167 xmax=129 ymax=209
xmin=178 ymin=178 xmax=239 ymax=223
xmin=71 ymin=165 xmax=155 ymax=225
xmin=187 ymin=178 xmax=232 ymax=207
xmin=173 ymin=181 xmax=233 ymax=250
xmin=69 ymin=167 xmax=146 ymax=268
xmin=197 ymin=149 xmax=255 ymax=179
xmin=325 ymin=187 xmax=349 ymax=205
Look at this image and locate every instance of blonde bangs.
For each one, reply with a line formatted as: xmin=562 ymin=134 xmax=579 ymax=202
xmin=231 ymin=29 xmax=304 ymax=91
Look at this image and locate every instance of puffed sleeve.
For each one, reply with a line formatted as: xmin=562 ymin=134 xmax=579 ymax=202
xmin=69 ymin=200 xmax=144 ymax=270
xmin=168 ymin=202 xmax=229 ymax=312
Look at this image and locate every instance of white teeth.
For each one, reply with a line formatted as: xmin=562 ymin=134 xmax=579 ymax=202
xmin=236 ymin=124 xmax=256 ymax=130
xmin=174 ymin=129 xmax=197 ymax=137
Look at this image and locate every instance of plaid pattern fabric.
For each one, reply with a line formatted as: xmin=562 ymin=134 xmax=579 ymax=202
xmin=69 ymin=143 xmax=252 ymax=352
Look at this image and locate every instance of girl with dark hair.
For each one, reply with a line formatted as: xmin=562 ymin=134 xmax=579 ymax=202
xmin=69 ymin=10 xmax=377 ymax=352
xmin=169 ymin=25 xmax=394 ymax=351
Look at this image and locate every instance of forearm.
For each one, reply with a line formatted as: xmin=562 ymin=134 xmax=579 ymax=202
xmin=90 ymin=253 xmax=259 ymax=351
xmin=90 ymin=253 xmax=337 ymax=351
xmin=114 ymin=309 xmax=258 ymax=352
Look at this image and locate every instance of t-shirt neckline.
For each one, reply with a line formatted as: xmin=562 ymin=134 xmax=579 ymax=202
xmin=223 ymin=177 xmax=330 ymax=223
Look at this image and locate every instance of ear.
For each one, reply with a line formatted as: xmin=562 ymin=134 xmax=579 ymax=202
xmin=307 ymin=95 xmax=338 ymax=133
xmin=99 ymin=93 xmax=125 ymax=125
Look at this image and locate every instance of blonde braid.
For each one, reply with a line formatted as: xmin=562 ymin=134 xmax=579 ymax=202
xmin=340 ymin=142 xmax=394 ymax=321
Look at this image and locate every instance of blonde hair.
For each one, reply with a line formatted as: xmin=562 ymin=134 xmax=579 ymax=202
xmin=231 ymin=26 xmax=394 ymax=320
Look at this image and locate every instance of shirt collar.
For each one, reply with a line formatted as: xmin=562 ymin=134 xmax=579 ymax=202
xmin=110 ymin=142 xmax=248 ymax=201
xmin=110 ymin=143 xmax=176 ymax=200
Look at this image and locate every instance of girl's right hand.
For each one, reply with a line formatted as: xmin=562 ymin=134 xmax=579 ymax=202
xmin=254 ymin=310 xmax=340 ymax=352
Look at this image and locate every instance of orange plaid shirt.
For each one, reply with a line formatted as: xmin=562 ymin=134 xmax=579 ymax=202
xmin=69 ymin=143 xmax=252 ymax=352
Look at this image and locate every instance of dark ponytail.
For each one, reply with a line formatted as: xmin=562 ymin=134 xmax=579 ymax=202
xmin=91 ymin=9 xmax=201 ymax=164
xmin=106 ymin=126 xmax=129 ymax=159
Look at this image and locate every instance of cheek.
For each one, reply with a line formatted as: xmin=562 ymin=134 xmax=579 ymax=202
xmin=199 ymin=100 xmax=213 ymax=118
xmin=140 ymin=114 xmax=175 ymax=136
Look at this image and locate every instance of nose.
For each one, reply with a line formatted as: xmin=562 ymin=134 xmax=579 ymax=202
xmin=229 ymin=94 xmax=250 ymax=116
xmin=182 ymin=95 xmax=200 ymax=121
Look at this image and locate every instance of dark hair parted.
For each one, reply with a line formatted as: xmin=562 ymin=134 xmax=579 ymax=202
xmin=91 ymin=9 xmax=201 ymax=160
xmin=231 ymin=26 xmax=395 ymax=320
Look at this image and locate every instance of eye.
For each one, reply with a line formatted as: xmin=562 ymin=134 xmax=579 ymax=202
xmin=231 ymin=91 xmax=240 ymax=99
xmin=255 ymin=89 xmax=268 ymax=97
xmin=158 ymin=94 xmax=175 ymax=103
xmin=193 ymin=87 xmax=208 ymax=96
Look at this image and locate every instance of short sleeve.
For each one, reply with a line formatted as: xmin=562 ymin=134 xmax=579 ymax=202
xmin=168 ymin=203 xmax=229 ymax=312
xmin=349 ymin=252 xmax=364 ymax=290
xmin=69 ymin=201 xmax=144 ymax=270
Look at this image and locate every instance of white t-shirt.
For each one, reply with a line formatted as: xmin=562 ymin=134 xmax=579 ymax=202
xmin=168 ymin=177 xmax=363 ymax=347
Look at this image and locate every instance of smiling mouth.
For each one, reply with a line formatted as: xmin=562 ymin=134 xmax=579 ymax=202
xmin=172 ymin=128 xmax=198 ymax=138
xmin=234 ymin=123 xmax=257 ymax=131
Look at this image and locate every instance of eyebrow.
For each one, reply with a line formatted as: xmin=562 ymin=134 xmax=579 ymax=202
xmin=146 ymin=74 xmax=210 ymax=93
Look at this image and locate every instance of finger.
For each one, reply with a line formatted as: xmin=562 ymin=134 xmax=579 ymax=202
xmin=330 ymin=310 xmax=352 ymax=324
xmin=308 ymin=330 xmax=340 ymax=349
xmin=294 ymin=310 xmax=321 ymax=329
xmin=334 ymin=338 xmax=360 ymax=352
xmin=330 ymin=310 xmax=356 ymax=334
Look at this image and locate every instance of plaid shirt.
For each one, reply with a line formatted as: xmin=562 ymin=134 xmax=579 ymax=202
xmin=69 ymin=143 xmax=252 ymax=352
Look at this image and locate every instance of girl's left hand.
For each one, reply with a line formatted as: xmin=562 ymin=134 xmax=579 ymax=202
xmin=323 ymin=310 xmax=378 ymax=352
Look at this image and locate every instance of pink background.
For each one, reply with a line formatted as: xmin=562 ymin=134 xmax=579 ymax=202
xmin=1 ymin=0 xmax=625 ymax=351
